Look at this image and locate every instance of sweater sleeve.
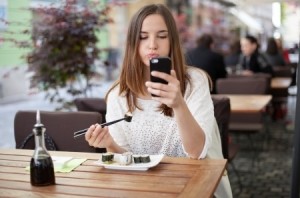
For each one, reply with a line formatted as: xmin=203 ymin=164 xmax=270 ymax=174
xmin=106 ymin=87 xmax=131 ymax=152
xmin=184 ymin=67 xmax=215 ymax=159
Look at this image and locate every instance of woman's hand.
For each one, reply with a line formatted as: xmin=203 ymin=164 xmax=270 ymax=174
xmin=145 ymin=70 xmax=184 ymax=109
xmin=85 ymin=124 xmax=113 ymax=148
xmin=240 ymin=69 xmax=254 ymax=76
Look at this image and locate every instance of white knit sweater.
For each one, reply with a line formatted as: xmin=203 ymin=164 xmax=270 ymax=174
xmin=106 ymin=66 xmax=232 ymax=198
xmin=106 ymin=67 xmax=214 ymax=158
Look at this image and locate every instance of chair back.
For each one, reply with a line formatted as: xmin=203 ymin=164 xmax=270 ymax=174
xmin=272 ymin=66 xmax=293 ymax=77
xmin=74 ymin=98 xmax=106 ymax=123
xmin=14 ymin=111 xmax=102 ymax=152
xmin=216 ymin=77 xmax=269 ymax=126
xmin=216 ymin=77 xmax=270 ymax=95
xmin=212 ymin=95 xmax=231 ymax=159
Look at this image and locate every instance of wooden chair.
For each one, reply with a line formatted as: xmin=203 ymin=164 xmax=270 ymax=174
xmin=216 ymin=76 xmax=270 ymax=95
xmin=212 ymin=95 xmax=242 ymax=190
xmin=272 ymin=66 xmax=293 ymax=78
xmin=14 ymin=110 xmax=104 ymax=153
xmin=216 ymin=77 xmax=270 ymax=164
xmin=74 ymin=98 xmax=107 ymax=123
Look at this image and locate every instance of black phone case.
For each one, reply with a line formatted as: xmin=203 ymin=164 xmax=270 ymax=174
xmin=150 ymin=57 xmax=171 ymax=84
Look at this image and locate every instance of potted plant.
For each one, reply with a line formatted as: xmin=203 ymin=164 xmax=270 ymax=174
xmin=27 ymin=0 xmax=112 ymax=110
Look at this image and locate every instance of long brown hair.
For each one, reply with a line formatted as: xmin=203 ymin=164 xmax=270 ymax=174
xmin=106 ymin=4 xmax=188 ymax=117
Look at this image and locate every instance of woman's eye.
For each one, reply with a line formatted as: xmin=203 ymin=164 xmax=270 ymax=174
xmin=140 ymin=36 xmax=148 ymax=40
xmin=158 ymin=35 xmax=168 ymax=39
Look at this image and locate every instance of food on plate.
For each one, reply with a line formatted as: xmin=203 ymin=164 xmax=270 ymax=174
xmin=102 ymin=152 xmax=114 ymax=164
xmin=141 ymin=155 xmax=151 ymax=163
xmin=119 ymin=152 xmax=133 ymax=165
xmin=133 ymin=155 xmax=151 ymax=164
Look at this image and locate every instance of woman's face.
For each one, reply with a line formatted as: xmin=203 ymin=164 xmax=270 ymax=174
xmin=138 ymin=14 xmax=170 ymax=67
xmin=240 ymin=38 xmax=257 ymax=56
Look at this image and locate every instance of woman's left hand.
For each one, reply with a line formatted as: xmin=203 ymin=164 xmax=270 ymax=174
xmin=145 ymin=70 xmax=184 ymax=108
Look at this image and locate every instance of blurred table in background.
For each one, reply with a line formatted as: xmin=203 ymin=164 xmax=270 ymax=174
xmin=271 ymin=77 xmax=292 ymax=89
xmin=215 ymin=94 xmax=272 ymax=113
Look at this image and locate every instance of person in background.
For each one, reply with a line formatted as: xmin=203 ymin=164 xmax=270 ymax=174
xmin=84 ymin=4 xmax=232 ymax=198
xmin=185 ymin=34 xmax=227 ymax=93
xmin=225 ymin=39 xmax=241 ymax=67
xmin=238 ymin=35 xmax=273 ymax=76
xmin=264 ymin=37 xmax=286 ymax=67
xmin=275 ymin=38 xmax=290 ymax=64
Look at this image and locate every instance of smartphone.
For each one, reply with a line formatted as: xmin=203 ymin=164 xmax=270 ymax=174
xmin=150 ymin=57 xmax=171 ymax=84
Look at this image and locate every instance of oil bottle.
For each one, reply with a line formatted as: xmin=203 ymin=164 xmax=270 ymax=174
xmin=30 ymin=110 xmax=55 ymax=186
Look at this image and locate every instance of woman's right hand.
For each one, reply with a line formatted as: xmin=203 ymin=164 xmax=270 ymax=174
xmin=85 ymin=124 xmax=113 ymax=148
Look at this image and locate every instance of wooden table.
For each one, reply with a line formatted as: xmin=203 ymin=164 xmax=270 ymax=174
xmin=0 ymin=149 xmax=227 ymax=198
xmin=271 ymin=77 xmax=292 ymax=89
xmin=227 ymin=74 xmax=292 ymax=89
xmin=216 ymin=94 xmax=272 ymax=113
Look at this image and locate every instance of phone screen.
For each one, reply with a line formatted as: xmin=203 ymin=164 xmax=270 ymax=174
xmin=150 ymin=57 xmax=171 ymax=84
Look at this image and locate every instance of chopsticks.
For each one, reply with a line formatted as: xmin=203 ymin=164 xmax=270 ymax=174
xmin=73 ymin=114 xmax=132 ymax=139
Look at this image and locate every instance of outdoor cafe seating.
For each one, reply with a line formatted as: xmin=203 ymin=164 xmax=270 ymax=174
xmin=14 ymin=110 xmax=103 ymax=153
xmin=216 ymin=77 xmax=271 ymax=166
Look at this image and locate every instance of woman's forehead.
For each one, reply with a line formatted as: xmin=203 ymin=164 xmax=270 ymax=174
xmin=141 ymin=14 xmax=167 ymax=32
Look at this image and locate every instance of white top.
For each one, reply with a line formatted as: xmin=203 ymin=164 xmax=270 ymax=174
xmin=106 ymin=67 xmax=214 ymax=158
xmin=106 ymin=66 xmax=233 ymax=197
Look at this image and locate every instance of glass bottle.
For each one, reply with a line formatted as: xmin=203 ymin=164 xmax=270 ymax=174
xmin=30 ymin=110 xmax=55 ymax=186
xmin=235 ymin=63 xmax=242 ymax=75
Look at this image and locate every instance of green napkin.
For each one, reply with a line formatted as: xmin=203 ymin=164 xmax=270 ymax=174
xmin=54 ymin=158 xmax=87 ymax=173
xmin=26 ymin=158 xmax=87 ymax=173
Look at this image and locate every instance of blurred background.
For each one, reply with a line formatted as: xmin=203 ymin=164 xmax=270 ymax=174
xmin=0 ymin=0 xmax=299 ymax=197
xmin=0 ymin=0 xmax=299 ymax=101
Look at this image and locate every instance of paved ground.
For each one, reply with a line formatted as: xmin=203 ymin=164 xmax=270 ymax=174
xmin=228 ymin=105 xmax=296 ymax=197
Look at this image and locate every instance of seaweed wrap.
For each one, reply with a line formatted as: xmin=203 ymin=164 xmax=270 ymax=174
xmin=133 ymin=155 xmax=141 ymax=163
xmin=102 ymin=153 xmax=114 ymax=163
xmin=140 ymin=155 xmax=151 ymax=163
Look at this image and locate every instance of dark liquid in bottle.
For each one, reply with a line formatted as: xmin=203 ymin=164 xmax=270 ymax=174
xmin=30 ymin=156 xmax=55 ymax=186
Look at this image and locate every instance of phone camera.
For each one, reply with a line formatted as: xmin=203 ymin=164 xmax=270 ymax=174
xmin=151 ymin=58 xmax=158 ymax=63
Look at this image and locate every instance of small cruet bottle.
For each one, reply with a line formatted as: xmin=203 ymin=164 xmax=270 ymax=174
xmin=30 ymin=110 xmax=55 ymax=186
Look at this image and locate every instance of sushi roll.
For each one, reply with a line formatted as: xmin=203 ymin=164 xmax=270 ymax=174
xmin=140 ymin=155 xmax=151 ymax=163
xmin=102 ymin=152 xmax=114 ymax=164
xmin=119 ymin=152 xmax=133 ymax=165
xmin=133 ymin=155 xmax=141 ymax=163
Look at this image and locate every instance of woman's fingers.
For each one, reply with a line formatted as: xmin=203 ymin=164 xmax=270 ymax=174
xmin=170 ymin=70 xmax=177 ymax=78
xmin=146 ymin=70 xmax=178 ymax=92
xmin=92 ymin=126 xmax=109 ymax=147
xmin=85 ymin=124 xmax=96 ymax=141
xmin=150 ymin=70 xmax=173 ymax=83
xmin=146 ymin=69 xmax=183 ymax=108
xmin=145 ymin=76 xmax=168 ymax=94
xmin=85 ymin=124 xmax=104 ymax=147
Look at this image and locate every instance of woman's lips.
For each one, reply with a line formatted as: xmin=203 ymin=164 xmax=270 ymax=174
xmin=147 ymin=54 xmax=159 ymax=59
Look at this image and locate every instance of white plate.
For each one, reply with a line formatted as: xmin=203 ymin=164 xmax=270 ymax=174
xmin=94 ymin=154 xmax=164 ymax=171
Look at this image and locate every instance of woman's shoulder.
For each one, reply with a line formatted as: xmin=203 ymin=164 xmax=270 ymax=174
xmin=106 ymin=84 xmax=124 ymax=101
xmin=106 ymin=84 xmax=129 ymax=111
xmin=186 ymin=66 xmax=210 ymax=83
xmin=185 ymin=66 xmax=212 ymax=94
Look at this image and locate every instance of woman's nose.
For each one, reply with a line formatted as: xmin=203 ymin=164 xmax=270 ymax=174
xmin=148 ymin=37 xmax=158 ymax=50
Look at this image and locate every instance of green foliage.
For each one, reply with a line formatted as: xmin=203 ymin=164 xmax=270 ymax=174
xmin=26 ymin=0 xmax=112 ymax=110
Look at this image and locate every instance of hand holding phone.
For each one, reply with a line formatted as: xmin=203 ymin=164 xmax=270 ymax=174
xmin=149 ymin=57 xmax=171 ymax=97
xmin=150 ymin=57 xmax=171 ymax=84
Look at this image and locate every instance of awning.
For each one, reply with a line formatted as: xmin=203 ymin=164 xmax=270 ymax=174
xmin=229 ymin=7 xmax=264 ymax=34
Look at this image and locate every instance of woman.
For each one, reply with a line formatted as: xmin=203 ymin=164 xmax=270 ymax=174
xmin=85 ymin=4 xmax=232 ymax=197
xmin=238 ymin=35 xmax=273 ymax=76
xmin=265 ymin=37 xmax=286 ymax=67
